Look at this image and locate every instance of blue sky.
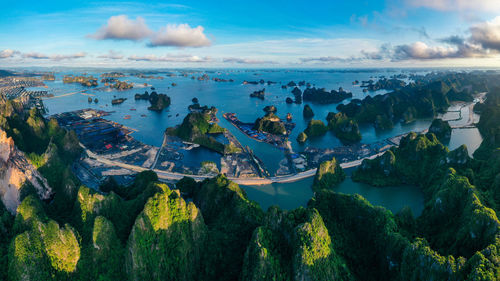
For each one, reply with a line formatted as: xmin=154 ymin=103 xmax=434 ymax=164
xmin=1 ymin=0 xmax=500 ymax=67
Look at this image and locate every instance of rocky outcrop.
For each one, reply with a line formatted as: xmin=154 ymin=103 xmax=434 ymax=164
xmin=147 ymin=92 xmax=171 ymax=111
xmin=313 ymin=157 xmax=345 ymax=191
xmin=297 ymin=132 xmax=307 ymax=144
xmin=428 ymin=119 xmax=452 ymax=142
xmin=303 ymin=104 xmax=314 ymax=118
xmin=326 ymin=112 xmax=361 ymax=143
xmin=303 ymin=87 xmax=352 ymax=104
xmin=254 ymin=113 xmax=286 ymax=135
xmin=352 ymin=150 xmax=400 ymax=187
xmin=446 ymin=144 xmax=470 ymax=166
xmin=250 ymin=89 xmax=266 ymax=100
xmin=0 ymin=129 xmax=51 ymax=214
xmin=291 ymin=87 xmax=302 ymax=104
xmin=352 ymin=133 xmax=449 ymax=187
xmin=9 ymin=195 xmax=81 ymax=280
xmin=126 ymin=184 xmax=207 ymax=281
xmin=192 ymin=175 xmax=264 ymax=280
xmin=304 ymin=119 xmax=328 ymax=138
xmin=241 ymin=207 xmax=353 ymax=281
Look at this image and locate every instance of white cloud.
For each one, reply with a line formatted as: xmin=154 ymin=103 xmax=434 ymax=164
xmin=149 ymin=24 xmax=211 ymax=47
xmin=393 ymin=42 xmax=460 ymax=59
xmin=127 ymin=54 xmax=211 ymax=62
xmin=299 ymin=56 xmax=360 ymax=63
xmin=89 ymin=15 xmax=152 ymax=41
xmin=22 ymin=52 xmax=87 ymax=61
xmin=0 ymin=49 xmax=19 ymax=59
xmin=406 ymin=0 xmax=500 ymax=12
xmin=470 ymin=16 xmax=500 ymax=50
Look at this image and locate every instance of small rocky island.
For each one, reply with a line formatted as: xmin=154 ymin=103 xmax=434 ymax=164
xmin=301 ymin=119 xmax=328 ymax=140
xmin=361 ymin=78 xmax=406 ymax=91
xmin=254 ymin=111 xmax=286 ymax=135
xmin=63 ymin=75 xmax=98 ymax=87
xmin=303 ymin=87 xmax=352 ymax=104
xmin=110 ymin=80 xmax=133 ymax=90
xmin=303 ymin=104 xmax=314 ymax=118
xmin=250 ymin=88 xmax=266 ymax=100
xmin=111 ymin=98 xmax=127 ymax=105
xmin=166 ymin=107 xmax=228 ymax=154
xmin=326 ymin=112 xmax=362 ymax=143
xmin=134 ymin=90 xmax=171 ymax=111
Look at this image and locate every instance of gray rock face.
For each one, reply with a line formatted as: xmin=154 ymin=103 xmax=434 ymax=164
xmin=0 ymin=129 xmax=51 ymax=213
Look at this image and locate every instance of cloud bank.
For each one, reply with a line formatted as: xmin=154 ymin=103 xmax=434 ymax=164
xmin=89 ymin=15 xmax=212 ymax=48
xmin=0 ymin=49 xmax=19 ymax=59
xmin=22 ymin=52 xmax=87 ymax=61
xmin=469 ymin=16 xmax=500 ymax=50
xmin=127 ymin=54 xmax=211 ymax=63
xmin=406 ymin=0 xmax=500 ymax=12
xmin=222 ymin=57 xmax=277 ymax=64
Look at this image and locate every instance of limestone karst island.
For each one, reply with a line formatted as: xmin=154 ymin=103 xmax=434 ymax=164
xmin=0 ymin=0 xmax=499 ymax=280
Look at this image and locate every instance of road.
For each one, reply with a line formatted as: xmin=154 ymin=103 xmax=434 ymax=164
xmin=81 ymin=143 xmax=386 ymax=186
xmin=150 ymin=133 xmax=167 ymax=169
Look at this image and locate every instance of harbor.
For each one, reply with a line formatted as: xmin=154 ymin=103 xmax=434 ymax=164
xmin=223 ymin=112 xmax=295 ymax=148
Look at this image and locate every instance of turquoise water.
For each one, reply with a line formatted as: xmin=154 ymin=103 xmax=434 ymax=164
xmin=242 ymin=175 xmax=424 ymax=215
xmin=39 ymin=69 xmax=483 ymax=214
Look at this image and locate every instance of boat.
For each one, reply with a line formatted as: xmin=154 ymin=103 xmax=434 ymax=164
xmin=111 ymin=98 xmax=127 ymax=105
xmin=130 ymin=108 xmax=136 ymax=111
xmin=124 ymin=115 xmax=131 ymax=119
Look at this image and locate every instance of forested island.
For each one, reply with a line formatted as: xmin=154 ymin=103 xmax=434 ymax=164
xmin=62 ymin=75 xmax=98 ymax=87
xmin=337 ymin=72 xmax=493 ymax=130
xmin=0 ymin=71 xmax=498 ymax=281
xmin=134 ymin=90 xmax=171 ymax=111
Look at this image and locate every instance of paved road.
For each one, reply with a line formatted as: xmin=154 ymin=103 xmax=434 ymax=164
xmin=81 ymin=143 xmax=385 ymax=186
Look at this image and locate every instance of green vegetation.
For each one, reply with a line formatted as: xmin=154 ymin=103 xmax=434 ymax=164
xmin=253 ymin=112 xmax=286 ymax=135
xmin=110 ymin=80 xmax=133 ymax=90
xmin=352 ymin=132 xmax=450 ymax=187
xmin=337 ymin=72 xmax=500 ymax=129
xmin=191 ymin=175 xmax=264 ymax=280
xmin=126 ymin=185 xmax=207 ymax=281
xmin=428 ymin=118 xmax=452 ymax=143
xmin=63 ymin=75 xmax=98 ymax=87
xmin=303 ymin=104 xmax=314 ymax=118
xmin=2 ymin=73 xmax=500 ymax=280
xmin=297 ymin=131 xmax=307 ymax=144
xmin=303 ymin=87 xmax=352 ymax=104
xmin=326 ymin=112 xmax=361 ymax=143
xmin=166 ymin=111 xmax=229 ymax=154
xmin=241 ymin=207 xmax=352 ymax=281
xmin=147 ymin=92 xmax=171 ymax=111
xmin=9 ymin=195 xmax=80 ymax=280
xmin=304 ymin=119 xmax=328 ymax=138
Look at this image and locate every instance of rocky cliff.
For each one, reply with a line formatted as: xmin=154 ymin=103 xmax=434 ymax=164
xmin=126 ymin=184 xmax=207 ymax=281
xmin=0 ymin=129 xmax=51 ymax=214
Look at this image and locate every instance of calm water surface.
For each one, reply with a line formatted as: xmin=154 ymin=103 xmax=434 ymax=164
xmin=40 ymin=69 xmax=483 ymax=214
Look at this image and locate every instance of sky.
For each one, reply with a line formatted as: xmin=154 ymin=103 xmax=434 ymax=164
xmin=2 ymin=0 xmax=500 ymax=68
